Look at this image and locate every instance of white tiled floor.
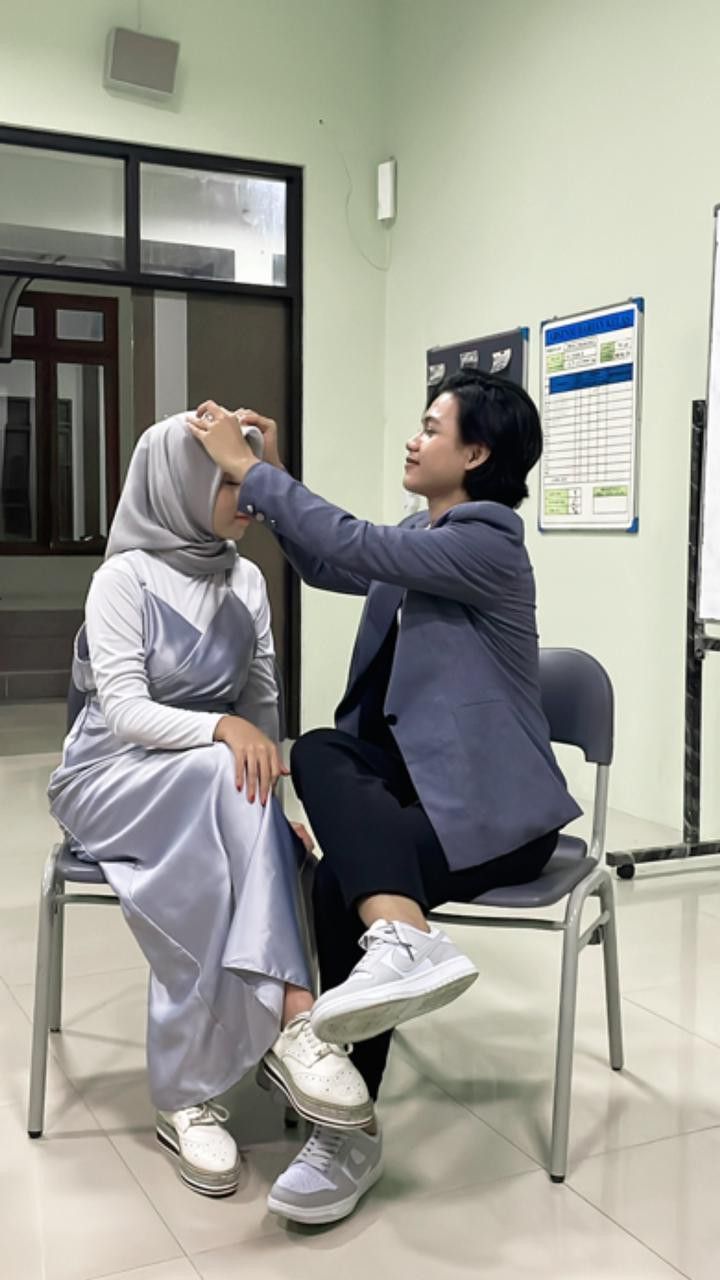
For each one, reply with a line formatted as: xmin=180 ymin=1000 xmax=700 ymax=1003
xmin=3 ymin=704 xmax=720 ymax=1279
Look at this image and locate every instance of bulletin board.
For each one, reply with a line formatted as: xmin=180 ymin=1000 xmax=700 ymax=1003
xmin=426 ymin=326 xmax=529 ymax=392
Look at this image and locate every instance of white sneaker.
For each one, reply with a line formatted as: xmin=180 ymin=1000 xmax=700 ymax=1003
xmin=310 ymin=918 xmax=479 ymax=1044
xmin=262 ymin=1014 xmax=374 ymax=1129
xmin=267 ymin=1123 xmax=383 ymax=1224
xmin=156 ymin=1103 xmax=241 ymax=1197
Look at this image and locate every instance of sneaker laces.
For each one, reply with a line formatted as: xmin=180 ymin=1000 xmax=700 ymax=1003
xmin=287 ymin=1014 xmax=352 ymax=1059
xmin=355 ymin=919 xmax=415 ymax=974
xmin=298 ymin=1126 xmax=345 ymax=1172
xmin=181 ymin=1102 xmax=230 ymax=1129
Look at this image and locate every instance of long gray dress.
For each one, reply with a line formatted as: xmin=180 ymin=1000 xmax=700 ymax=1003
xmin=48 ymin=566 xmax=312 ymax=1112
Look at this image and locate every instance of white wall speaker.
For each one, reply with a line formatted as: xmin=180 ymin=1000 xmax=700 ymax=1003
xmin=105 ymin=28 xmax=180 ymax=99
xmin=377 ymin=158 xmax=397 ymax=222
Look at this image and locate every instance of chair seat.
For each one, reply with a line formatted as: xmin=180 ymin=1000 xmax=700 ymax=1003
xmin=553 ymin=834 xmax=588 ymax=861
xmin=56 ymin=843 xmax=109 ymax=886
xmin=470 ymin=835 xmax=594 ymax=910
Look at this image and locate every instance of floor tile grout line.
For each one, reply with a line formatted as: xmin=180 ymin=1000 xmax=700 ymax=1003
xmin=186 ymin=1170 xmax=563 ymax=1265
xmin=394 ymin=1023 xmax=720 ymax=1170
xmin=2 ymin=1093 xmax=704 ymax=1276
xmin=106 ymin=1130 xmax=204 ymax=1272
xmin=7 ymin=965 xmax=150 ymax=1000
xmin=2 ymin=960 xmax=197 ymax=1271
xmin=2 ymin=968 xmax=195 ymax=1278
xmin=3 ymin=753 xmax=719 ymax=1276
xmin=186 ymin=1159 xmax=693 ymax=1272
xmin=84 ymin=1102 xmax=202 ymax=1270
xmin=79 ymin=1253 xmax=202 ymax=1280
xmin=564 ymin=1182 xmax=694 ymax=1279
xmin=623 ymin=960 xmax=720 ymax=999
xmin=400 ymin=1051 xmax=720 ymax=1173
xmin=10 ymin=1001 xmax=720 ymax=1275
xmin=11 ymin=956 xmax=543 ymax=1261
xmin=1 ymin=964 xmax=149 ymax=1079
xmin=0 ymin=967 xmax=157 ymax=1159
xmin=567 ymin=1116 xmax=720 ymax=1169
xmin=110 ymin=1133 xmax=555 ymax=1269
xmin=624 ymin=991 xmax=720 ymax=1053
xmin=392 ymin=1037 xmax=546 ymax=1171
xmin=0 ymin=970 xmax=45 ymax=1044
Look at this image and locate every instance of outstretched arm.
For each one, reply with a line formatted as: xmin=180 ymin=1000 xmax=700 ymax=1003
xmin=187 ymin=405 xmax=522 ymax=609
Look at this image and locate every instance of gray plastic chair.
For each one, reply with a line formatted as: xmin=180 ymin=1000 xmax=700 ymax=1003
xmin=28 ymin=684 xmax=119 ymax=1138
xmin=429 ymin=647 xmax=623 ymax=1183
xmin=27 ymin=666 xmax=309 ymax=1139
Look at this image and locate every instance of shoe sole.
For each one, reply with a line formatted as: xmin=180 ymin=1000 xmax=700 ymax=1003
xmin=311 ymin=957 xmax=479 ymax=1045
xmin=156 ymin=1121 xmax=241 ymax=1198
xmin=261 ymin=1053 xmax=375 ymax=1131
xmin=267 ymin=1157 xmax=384 ymax=1225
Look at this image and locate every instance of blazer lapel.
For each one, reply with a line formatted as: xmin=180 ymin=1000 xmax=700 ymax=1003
xmin=336 ymin=581 xmax=404 ymax=716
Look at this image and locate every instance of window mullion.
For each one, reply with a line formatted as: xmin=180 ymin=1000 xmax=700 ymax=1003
xmin=35 ymin=353 xmax=53 ymax=549
xmin=124 ymin=155 xmax=140 ymax=276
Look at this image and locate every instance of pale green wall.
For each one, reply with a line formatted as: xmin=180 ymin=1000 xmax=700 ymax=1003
xmin=4 ymin=0 xmax=717 ymax=836
xmin=383 ymin=0 xmax=720 ymax=833
xmin=0 ymin=0 xmax=390 ymax=728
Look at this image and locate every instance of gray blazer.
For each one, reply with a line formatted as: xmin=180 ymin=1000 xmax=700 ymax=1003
xmin=239 ymin=464 xmax=581 ymax=871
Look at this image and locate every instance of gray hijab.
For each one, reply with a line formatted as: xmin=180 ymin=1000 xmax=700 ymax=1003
xmin=105 ymin=411 xmax=263 ymax=577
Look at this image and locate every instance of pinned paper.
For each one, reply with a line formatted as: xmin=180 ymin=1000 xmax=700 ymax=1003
xmin=490 ymin=347 xmax=512 ymax=374
xmin=459 ymin=350 xmax=480 ymax=369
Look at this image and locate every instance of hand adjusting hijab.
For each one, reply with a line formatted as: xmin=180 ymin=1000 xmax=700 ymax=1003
xmin=105 ymin=411 xmax=263 ymax=577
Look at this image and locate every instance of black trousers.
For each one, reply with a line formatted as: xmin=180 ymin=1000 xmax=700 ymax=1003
xmin=291 ymin=728 xmax=558 ymax=1101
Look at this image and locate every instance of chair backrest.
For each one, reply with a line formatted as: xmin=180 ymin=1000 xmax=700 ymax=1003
xmin=539 ymin=648 xmax=614 ymax=766
xmin=274 ymin=658 xmax=287 ymax=742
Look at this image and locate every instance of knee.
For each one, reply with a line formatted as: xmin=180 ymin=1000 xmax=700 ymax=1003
xmin=290 ymin=728 xmax=340 ymax=794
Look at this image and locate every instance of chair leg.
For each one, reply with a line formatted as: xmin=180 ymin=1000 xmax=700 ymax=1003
xmin=298 ymin=853 xmax=320 ymax=998
xmin=27 ymin=851 xmax=60 ymax=1138
xmin=597 ymin=872 xmax=624 ymax=1072
xmin=549 ymin=898 xmax=583 ymax=1183
xmin=49 ymin=878 xmax=65 ymax=1034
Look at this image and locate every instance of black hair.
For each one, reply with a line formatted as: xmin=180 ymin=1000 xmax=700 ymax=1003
xmin=427 ymin=369 xmax=542 ymax=508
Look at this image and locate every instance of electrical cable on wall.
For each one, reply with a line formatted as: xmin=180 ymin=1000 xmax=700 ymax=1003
xmin=318 ymin=119 xmax=392 ymax=274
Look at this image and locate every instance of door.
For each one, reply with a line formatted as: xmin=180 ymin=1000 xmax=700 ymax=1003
xmin=186 ymin=293 xmax=299 ymax=732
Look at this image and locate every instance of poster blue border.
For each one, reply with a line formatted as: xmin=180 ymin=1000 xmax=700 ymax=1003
xmin=538 ymin=298 xmax=643 ymax=535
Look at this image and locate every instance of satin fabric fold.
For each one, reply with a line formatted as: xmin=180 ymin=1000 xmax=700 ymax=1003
xmin=49 ymin=584 xmax=312 ymax=1110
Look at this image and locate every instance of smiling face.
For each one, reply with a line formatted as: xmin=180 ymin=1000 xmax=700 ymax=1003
xmin=403 ymin=391 xmax=489 ymax=503
xmin=212 ymin=476 xmax=253 ymax=540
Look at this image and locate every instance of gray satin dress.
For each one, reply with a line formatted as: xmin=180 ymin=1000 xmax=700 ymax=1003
xmin=48 ymin=581 xmax=312 ymax=1112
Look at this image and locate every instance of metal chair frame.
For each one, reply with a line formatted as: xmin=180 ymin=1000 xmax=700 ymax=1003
xmin=27 ymin=658 xmax=303 ymax=1139
xmin=429 ymin=653 xmax=623 ymax=1182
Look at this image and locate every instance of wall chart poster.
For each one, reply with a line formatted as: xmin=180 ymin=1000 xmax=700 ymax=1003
xmin=539 ymin=300 xmax=643 ymax=532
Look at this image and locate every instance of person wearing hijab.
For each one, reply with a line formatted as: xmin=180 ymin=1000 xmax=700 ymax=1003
xmin=47 ymin=412 xmax=373 ymax=1199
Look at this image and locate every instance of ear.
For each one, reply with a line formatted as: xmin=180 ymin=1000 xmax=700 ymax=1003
xmin=465 ymin=443 xmax=490 ymax=473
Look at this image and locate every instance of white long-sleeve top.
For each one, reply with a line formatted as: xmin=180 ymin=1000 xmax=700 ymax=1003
xmin=84 ymin=549 xmax=279 ymax=751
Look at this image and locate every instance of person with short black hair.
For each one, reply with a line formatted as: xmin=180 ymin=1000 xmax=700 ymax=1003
xmin=435 ymin=370 xmax=543 ymax=507
xmin=189 ymin=372 xmax=581 ymax=1226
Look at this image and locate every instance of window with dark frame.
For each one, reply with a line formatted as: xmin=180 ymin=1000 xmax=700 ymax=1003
xmin=0 ymin=123 xmax=303 ymax=731
xmin=0 ymin=292 xmax=119 ymax=554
